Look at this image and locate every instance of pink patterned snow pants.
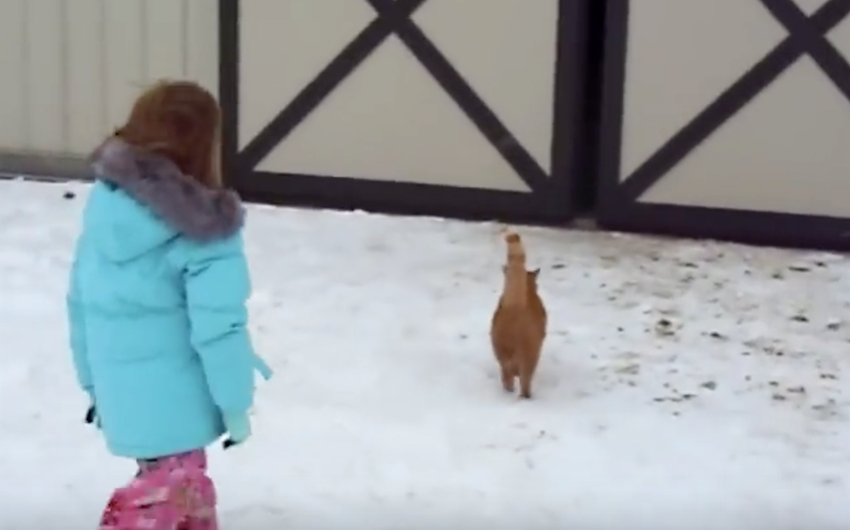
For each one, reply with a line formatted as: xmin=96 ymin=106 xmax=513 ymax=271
xmin=98 ymin=450 xmax=217 ymax=530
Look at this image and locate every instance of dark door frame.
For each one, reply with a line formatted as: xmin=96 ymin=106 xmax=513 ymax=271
xmin=218 ymin=0 xmax=592 ymax=224
xmin=596 ymin=0 xmax=850 ymax=251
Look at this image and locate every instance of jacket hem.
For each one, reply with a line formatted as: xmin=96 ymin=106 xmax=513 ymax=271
xmin=106 ymin=433 xmax=221 ymax=460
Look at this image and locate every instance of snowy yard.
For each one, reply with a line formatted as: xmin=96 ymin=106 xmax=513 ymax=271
xmin=0 ymin=179 xmax=848 ymax=529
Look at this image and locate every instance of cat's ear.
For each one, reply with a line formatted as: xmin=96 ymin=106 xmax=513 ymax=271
xmin=531 ymin=268 xmax=540 ymax=278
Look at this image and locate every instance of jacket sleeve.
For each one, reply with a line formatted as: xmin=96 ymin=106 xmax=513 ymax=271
xmin=182 ymin=231 xmax=257 ymax=415
xmin=67 ymin=236 xmax=93 ymax=394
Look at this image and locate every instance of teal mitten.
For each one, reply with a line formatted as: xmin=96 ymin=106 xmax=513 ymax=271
xmin=222 ymin=412 xmax=251 ymax=449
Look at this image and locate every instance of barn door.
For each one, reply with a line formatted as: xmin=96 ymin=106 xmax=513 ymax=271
xmin=218 ymin=0 xmax=590 ymax=223
xmin=597 ymin=0 xmax=850 ymax=250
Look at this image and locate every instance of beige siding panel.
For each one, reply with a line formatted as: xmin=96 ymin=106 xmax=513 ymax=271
xmin=103 ymin=0 xmax=146 ymax=134
xmin=0 ymin=0 xmax=27 ymax=151
xmin=186 ymin=0 xmax=219 ymax=93
xmin=0 ymin=1 xmax=218 ymax=157
xmin=145 ymin=1 xmax=186 ymax=83
xmin=25 ymin=0 xmax=66 ymax=153
xmin=66 ymin=0 xmax=108 ymax=154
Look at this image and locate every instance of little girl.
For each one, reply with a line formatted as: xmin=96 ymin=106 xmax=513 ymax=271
xmin=66 ymin=80 xmax=272 ymax=530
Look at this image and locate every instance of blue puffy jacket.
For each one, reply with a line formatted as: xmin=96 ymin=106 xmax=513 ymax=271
xmin=67 ymin=138 xmax=272 ymax=459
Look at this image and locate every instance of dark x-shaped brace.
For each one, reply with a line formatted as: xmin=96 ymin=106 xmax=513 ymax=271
xmin=237 ymin=0 xmax=551 ymax=193
xmin=621 ymin=0 xmax=850 ymax=201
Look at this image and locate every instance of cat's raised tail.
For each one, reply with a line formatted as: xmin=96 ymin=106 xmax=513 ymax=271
xmin=501 ymin=230 xmax=527 ymax=307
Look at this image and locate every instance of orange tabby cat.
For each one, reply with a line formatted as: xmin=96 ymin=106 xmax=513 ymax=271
xmin=490 ymin=230 xmax=547 ymax=399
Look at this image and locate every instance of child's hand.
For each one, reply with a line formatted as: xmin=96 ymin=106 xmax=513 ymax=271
xmin=84 ymin=392 xmax=100 ymax=428
xmin=222 ymin=412 xmax=251 ymax=449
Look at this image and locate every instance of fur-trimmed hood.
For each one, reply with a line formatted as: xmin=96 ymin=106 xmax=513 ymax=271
xmin=91 ymin=137 xmax=244 ymax=243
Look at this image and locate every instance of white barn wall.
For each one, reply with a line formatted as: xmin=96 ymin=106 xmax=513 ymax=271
xmin=0 ymin=0 xmax=218 ymax=158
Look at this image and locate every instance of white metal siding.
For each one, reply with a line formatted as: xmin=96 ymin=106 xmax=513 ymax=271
xmin=0 ymin=0 xmax=218 ymax=157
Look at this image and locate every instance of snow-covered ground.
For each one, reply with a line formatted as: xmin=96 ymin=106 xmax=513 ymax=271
xmin=0 ymin=179 xmax=848 ymax=529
